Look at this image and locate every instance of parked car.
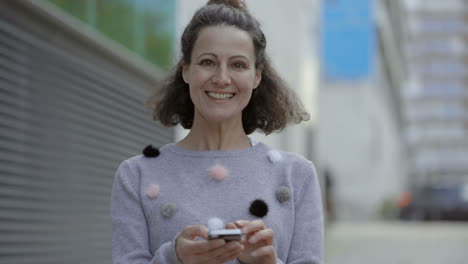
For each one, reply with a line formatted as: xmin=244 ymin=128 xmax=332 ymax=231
xmin=398 ymin=183 xmax=468 ymax=221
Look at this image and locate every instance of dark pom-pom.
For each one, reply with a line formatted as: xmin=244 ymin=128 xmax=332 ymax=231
xmin=249 ymin=199 xmax=269 ymax=218
xmin=143 ymin=145 xmax=160 ymax=158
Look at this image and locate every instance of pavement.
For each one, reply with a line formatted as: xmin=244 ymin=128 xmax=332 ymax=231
xmin=325 ymin=221 xmax=468 ymax=264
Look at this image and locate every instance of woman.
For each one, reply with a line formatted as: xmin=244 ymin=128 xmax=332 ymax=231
xmin=111 ymin=0 xmax=324 ymax=263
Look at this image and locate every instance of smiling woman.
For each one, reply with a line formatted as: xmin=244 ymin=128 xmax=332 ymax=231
xmin=181 ymin=25 xmax=261 ymax=132
xmin=112 ymin=1 xmax=324 ymax=263
xmin=149 ymin=2 xmax=309 ymax=136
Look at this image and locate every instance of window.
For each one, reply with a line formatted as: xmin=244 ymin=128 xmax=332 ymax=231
xmin=48 ymin=0 xmax=175 ymax=69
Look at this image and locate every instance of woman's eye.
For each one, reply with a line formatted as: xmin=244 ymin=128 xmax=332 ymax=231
xmin=233 ymin=62 xmax=246 ymax=69
xmin=199 ymin=59 xmax=214 ymax=66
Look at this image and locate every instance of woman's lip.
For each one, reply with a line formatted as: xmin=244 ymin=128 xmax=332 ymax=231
xmin=206 ymin=91 xmax=236 ymax=99
xmin=205 ymin=91 xmax=236 ymax=94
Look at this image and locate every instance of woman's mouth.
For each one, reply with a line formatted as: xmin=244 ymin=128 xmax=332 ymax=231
xmin=206 ymin=91 xmax=235 ymax=99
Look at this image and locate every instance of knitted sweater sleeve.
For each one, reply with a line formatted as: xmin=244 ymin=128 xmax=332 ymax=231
xmin=287 ymin=162 xmax=324 ymax=264
xmin=111 ymin=160 xmax=181 ymax=264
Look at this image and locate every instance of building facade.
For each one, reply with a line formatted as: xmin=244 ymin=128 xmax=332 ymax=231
xmin=48 ymin=0 xmax=175 ymax=69
xmin=316 ymin=0 xmax=408 ymax=220
xmin=400 ymin=0 xmax=468 ymax=186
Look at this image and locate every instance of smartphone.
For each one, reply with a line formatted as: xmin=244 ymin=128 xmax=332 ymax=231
xmin=208 ymin=229 xmax=242 ymax=241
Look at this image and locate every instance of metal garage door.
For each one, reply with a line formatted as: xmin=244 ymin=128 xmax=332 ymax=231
xmin=0 ymin=1 xmax=173 ymax=263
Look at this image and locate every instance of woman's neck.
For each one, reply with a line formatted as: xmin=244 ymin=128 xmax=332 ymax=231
xmin=177 ymin=117 xmax=251 ymax=151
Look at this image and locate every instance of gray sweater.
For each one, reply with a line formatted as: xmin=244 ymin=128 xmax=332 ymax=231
xmin=111 ymin=142 xmax=324 ymax=264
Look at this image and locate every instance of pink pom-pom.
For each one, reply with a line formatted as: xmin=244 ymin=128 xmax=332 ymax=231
xmin=209 ymin=164 xmax=229 ymax=181
xmin=146 ymin=184 xmax=160 ymax=199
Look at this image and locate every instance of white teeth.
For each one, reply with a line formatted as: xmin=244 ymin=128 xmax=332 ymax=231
xmin=207 ymin=92 xmax=234 ymax=99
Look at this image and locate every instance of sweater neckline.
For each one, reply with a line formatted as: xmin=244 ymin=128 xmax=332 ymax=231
xmin=163 ymin=141 xmax=268 ymax=158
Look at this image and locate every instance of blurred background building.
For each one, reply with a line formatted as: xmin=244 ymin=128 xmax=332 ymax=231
xmin=401 ymin=0 xmax=468 ymax=187
xmin=317 ymin=0 xmax=407 ymax=220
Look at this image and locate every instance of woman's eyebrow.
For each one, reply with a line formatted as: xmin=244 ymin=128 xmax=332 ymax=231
xmin=196 ymin=53 xmax=217 ymax=59
xmin=230 ymin=55 xmax=250 ymax=61
xmin=196 ymin=53 xmax=250 ymax=60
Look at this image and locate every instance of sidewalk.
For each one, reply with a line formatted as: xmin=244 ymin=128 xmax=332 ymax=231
xmin=325 ymin=221 xmax=468 ymax=264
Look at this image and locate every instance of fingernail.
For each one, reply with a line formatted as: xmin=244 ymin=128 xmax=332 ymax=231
xmin=249 ymin=237 xmax=256 ymax=244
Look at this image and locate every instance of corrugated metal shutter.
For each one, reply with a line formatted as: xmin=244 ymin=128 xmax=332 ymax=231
xmin=0 ymin=3 xmax=173 ymax=263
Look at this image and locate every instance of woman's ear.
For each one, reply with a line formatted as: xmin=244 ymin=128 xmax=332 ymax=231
xmin=182 ymin=64 xmax=190 ymax=84
xmin=253 ymin=69 xmax=262 ymax=89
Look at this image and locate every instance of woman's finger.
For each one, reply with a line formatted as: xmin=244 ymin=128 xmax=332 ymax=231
xmin=234 ymin=220 xmax=250 ymax=228
xmin=252 ymin=246 xmax=276 ymax=259
xmin=197 ymin=241 xmax=244 ymax=264
xmin=184 ymin=238 xmax=226 ymax=254
xmin=225 ymin=222 xmax=237 ymax=229
xmin=180 ymin=225 xmax=209 ymax=240
xmin=251 ymin=245 xmax=276 ymax=258
xmin=216 ymin=245 xmax=245 ymax=263
xmin=248 ymin=228 xmax=274 ymax=245
xmin=241 ymin=219 xmax=266 ymax=235
xmin=210 ymin=241 xmax=243 ymax=257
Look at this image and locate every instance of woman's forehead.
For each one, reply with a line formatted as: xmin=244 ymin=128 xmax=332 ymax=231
xmin=192 ymin=25 xmax=255 ymax=59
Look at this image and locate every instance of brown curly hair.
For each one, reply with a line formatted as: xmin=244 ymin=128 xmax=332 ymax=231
xmin=148 ymin=0 xmax=309 ymax=135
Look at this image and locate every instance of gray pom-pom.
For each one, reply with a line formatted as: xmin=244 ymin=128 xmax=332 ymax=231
xmin=276 ymin=186 xmax=291 ymax=203
xmin=161 ymin=203 xmax=177 ymax=218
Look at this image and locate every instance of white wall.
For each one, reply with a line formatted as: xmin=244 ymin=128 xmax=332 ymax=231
xmin=175 ymin=0 xmax=320 ymax=159
xmin=316 ymin=79 xmax=406 ymax=220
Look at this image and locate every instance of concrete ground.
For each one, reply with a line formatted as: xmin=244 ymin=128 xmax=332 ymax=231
xmin=325 ymin=221 xmax=468 ymax=264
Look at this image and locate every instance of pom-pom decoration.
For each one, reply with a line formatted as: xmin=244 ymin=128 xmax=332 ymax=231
xmin=249 ymin=199 xmax=269 ymax=218
xmin=209 ymin=164 xmax=229 ymax=181
xmin=207 ymin=217 xmax=225 ymax=231
xmin=275 ymin=186 xmax=291 ymax=203
xmin=267 ymin=150 xmax=282 ymax=163
xmin=143 ymin=145 xmax=160 ymax=158
xmin=146 ymin=184 xmax=160 ymax=200
xmin=161 ymin=203 xmax=177 ymax=218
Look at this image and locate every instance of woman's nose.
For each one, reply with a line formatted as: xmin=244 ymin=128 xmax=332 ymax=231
xmin=211 ymin=65 xmax=231 ymax=86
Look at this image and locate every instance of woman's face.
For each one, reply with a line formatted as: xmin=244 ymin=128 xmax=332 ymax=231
xmin=182 ymin=25 xmax=261 ymax=126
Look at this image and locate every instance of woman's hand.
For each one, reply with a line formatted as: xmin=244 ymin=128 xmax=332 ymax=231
xmin=175 ymin=225 xmax=244 ymax=264
xmin=226 ymin=220 xmax=276 ymax=264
